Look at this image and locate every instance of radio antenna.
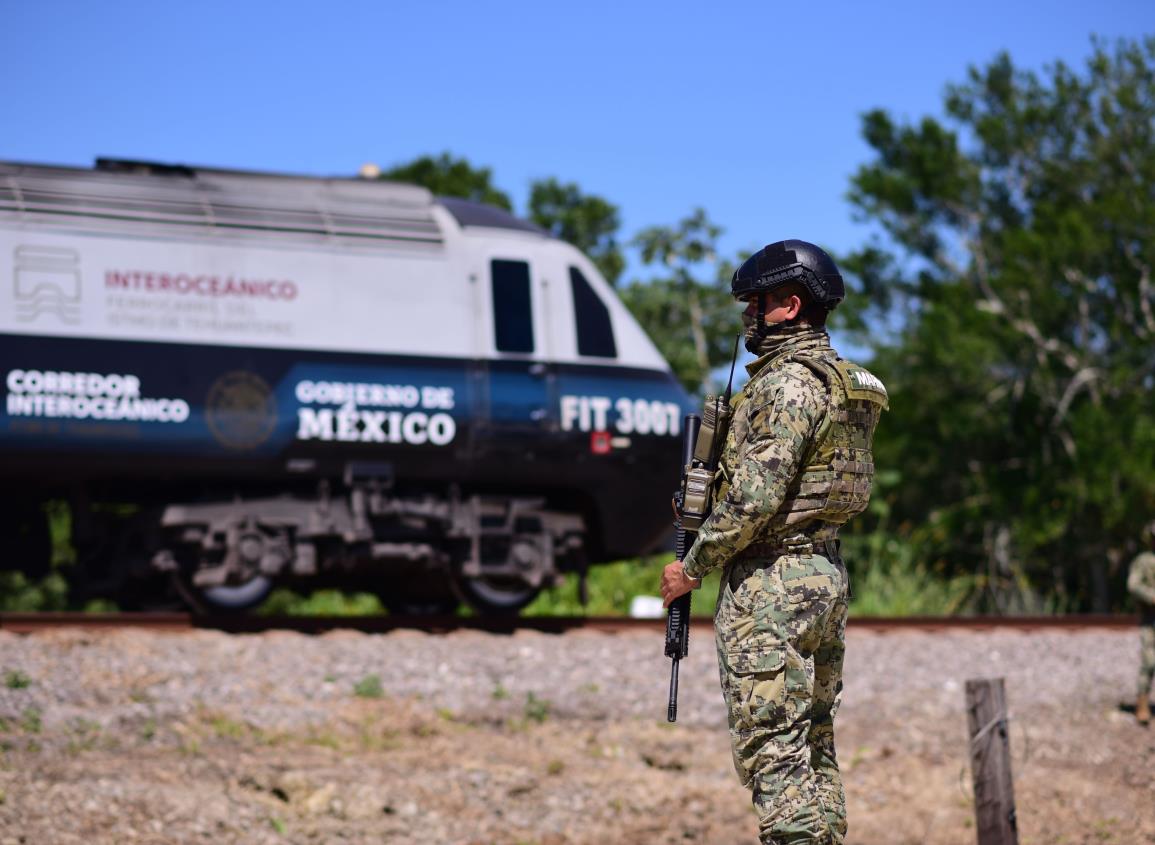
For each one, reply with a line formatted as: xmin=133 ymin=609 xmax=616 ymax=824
xmin=706 ymin=332 xmax=743 ymax=476
xmin=723 ymin=331 xmax=741 ymax=404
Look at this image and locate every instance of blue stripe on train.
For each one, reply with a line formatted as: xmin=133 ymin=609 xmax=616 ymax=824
xmin=0 ymin=334 xmax=693 ymax=456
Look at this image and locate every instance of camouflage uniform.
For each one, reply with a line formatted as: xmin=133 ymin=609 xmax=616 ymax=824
xmin=682 ymin=327 xmax=886 ymax=845
xmin=1127 ymin=551 xmax=1155 ymax=701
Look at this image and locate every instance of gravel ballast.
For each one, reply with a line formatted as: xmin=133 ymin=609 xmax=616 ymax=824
xmin=1 ymin=625 xmax=1153 ymax=844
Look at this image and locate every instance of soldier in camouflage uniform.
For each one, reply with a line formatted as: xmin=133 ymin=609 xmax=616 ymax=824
xmin=1127 ymin=522 xmax=1155 ymax=726
xmin=662 ymin=240 xmax=886 ymax=845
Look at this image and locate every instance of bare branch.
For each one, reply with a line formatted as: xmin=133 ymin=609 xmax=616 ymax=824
xmin=1122 ymin=243 xmax=1155 ymax=337
xmin=1057 ymin=427 xmax=1078 ymax=460
xmin=1052 ymin=367 xmax=1101 ymax=427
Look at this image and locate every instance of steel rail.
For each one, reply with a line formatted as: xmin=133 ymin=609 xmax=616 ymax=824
xmin=0 ymin=612 xmax=1139 ymax=635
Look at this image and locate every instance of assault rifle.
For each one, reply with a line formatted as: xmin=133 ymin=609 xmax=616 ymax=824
xmin=666 ymin=335 xmax=740 ymax=723
xmin=665 ymin=413 xmax=700 ymax=723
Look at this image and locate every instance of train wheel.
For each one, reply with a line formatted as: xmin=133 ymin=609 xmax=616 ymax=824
xmin=164 ymin=547 xmax=276 ymax=613
xmin=165 ymin=520 xmax=286 ymax=613
xmin=451 ymin=532 xmax=549 ymax=614
xmin=169 ymin=572 xmax=274 ymax=613
xmin=198 ymin=577 xmax=275 ymax=611
xmin=454 ymin=573 xmax=541 ymax=615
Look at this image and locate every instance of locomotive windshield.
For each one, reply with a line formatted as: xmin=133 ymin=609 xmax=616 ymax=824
xmin=569 ymin=267 xmax=616 ymax=358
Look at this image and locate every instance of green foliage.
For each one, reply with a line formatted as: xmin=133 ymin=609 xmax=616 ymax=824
xmin=381 ymin=152 xmax=513 ymax=211
xmin=0 ymin=572 xmax=69 ymax=612
xmin=525 ymin=546 xmax=975 ymax=619
xmin=352 ymin=674 xmax=384 ymax=699
xmin=844 ymin=534 xmax=976 ymax=617
xmin=83 ymin=598 xmax=120 ymax=613
xmin=45 ymin=500 xmax=76 ymax=568
xmin=3 ymin=671 xmax=31 ymax=690
xmin=621 ymin=209 xmax=743 ymax=394
xmin=65 ymin=718 xmax=102 ymax=754
xmin=523 ymin=692 xmax=550 ymax=723
xmin=528 ymin=177 xmax=624 ymax=285
xmin=845 ymin=36 xmax=1155 ymax=611
xmin=139 ymin=718 xmax=158 ymax=742
xmin=523 ymin=556 xmax=721 ymax=618
xmin=206 ymin=714 xmax=247 ymax=740
xmin=259 ymin=589 xmax=384 ymax=616
xmin=0 ymin=500 xmax=73 ymax=610
xmin=0 ymin=502 xmax=110 ymax=611
xmin=20 ymin=707 xmax=42 ymax=734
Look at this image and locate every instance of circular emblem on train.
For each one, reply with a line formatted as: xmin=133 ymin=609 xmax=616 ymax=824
xmin=205 ymin=371 xmax=277 ymax=450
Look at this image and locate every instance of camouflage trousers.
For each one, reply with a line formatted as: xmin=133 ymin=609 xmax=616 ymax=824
xmin=714 ymin=549 xmax=849 ymax=845
xmin=1139 ymin=621 xmax=1155 ymax=700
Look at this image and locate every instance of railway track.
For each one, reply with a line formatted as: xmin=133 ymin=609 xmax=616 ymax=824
xmin=0 ymin=611 xmax=1138 ymax=635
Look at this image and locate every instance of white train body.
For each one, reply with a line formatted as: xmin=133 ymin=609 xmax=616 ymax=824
xmin=0 ymin=160 xmax=690 ymax=612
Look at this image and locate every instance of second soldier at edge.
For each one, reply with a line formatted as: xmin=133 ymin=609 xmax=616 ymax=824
xmin=1127 ymin=522 xmax=1155 ymax=726
xmin=661 ymin=240 xmax=887 ymax=845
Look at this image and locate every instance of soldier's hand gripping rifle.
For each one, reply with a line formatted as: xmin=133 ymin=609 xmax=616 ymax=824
xmin=666 ymin=336 xmax=740 ymax=723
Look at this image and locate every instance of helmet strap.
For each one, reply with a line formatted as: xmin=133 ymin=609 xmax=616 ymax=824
xmin=758 ymin=290 xmax=809 ymax=336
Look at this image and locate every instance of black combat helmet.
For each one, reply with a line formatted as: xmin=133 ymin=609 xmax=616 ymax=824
xmin=731 ymin=239 xmax=845 ymax=310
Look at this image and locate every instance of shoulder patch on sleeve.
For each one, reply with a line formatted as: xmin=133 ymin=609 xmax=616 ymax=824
xmin=833 ymin=360 xmax=889 ymax=410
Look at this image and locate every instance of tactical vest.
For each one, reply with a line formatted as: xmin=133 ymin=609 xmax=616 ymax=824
xmin=716 ymin=350 xmax=887 ymax=527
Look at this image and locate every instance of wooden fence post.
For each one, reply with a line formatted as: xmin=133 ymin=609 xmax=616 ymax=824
xmin=965 ymin=677 xmax=1018 ymax=845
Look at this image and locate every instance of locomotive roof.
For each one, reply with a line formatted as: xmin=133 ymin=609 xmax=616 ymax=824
xmin=436 ymin=196 xmax=550 ymax=237
xmin=0 ymin=158 xmax=442 ymax=248
xmin=0 ymin=158 xmax=554 ymax=245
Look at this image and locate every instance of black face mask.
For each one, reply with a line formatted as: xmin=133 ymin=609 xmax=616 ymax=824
xmin=741 ymin=309 xmax=766 ymax=351
xmin=743 ymin=315 xmax=815 ymax=354
xmin=741 ymin=293 xmax=793 ymax=353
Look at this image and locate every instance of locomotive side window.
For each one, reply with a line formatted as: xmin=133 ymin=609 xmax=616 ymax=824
xmin=491 ymin=259 xmax=535 ymax=353
xmin=569 ymin=267 xmax=617 ymax=358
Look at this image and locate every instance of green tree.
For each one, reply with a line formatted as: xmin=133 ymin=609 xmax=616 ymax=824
xmin=845 ymin=36 xmax=1155 ymax=611
xmin=621 ymin=209 xmax=742 ymax=394
xmin=381 ymin=152 xmax=513 ymax=211
xmin=528 ymin=178 xmax=625 ymax=286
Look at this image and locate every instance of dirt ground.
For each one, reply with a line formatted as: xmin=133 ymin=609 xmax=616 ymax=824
xmin=1 ymin=626 xmax=1153 ymax=844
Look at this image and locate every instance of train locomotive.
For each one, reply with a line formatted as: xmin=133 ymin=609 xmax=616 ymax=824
xmin=0 ymin=159 xmax=692 ymax=613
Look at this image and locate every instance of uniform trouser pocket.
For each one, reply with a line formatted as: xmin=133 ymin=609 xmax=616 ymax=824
xmin=719 ymin=640 xmax=810 ymax=787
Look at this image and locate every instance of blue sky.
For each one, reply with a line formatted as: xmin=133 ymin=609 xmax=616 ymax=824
xmin=2 ymin=0 xmax=1152 ymax=282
